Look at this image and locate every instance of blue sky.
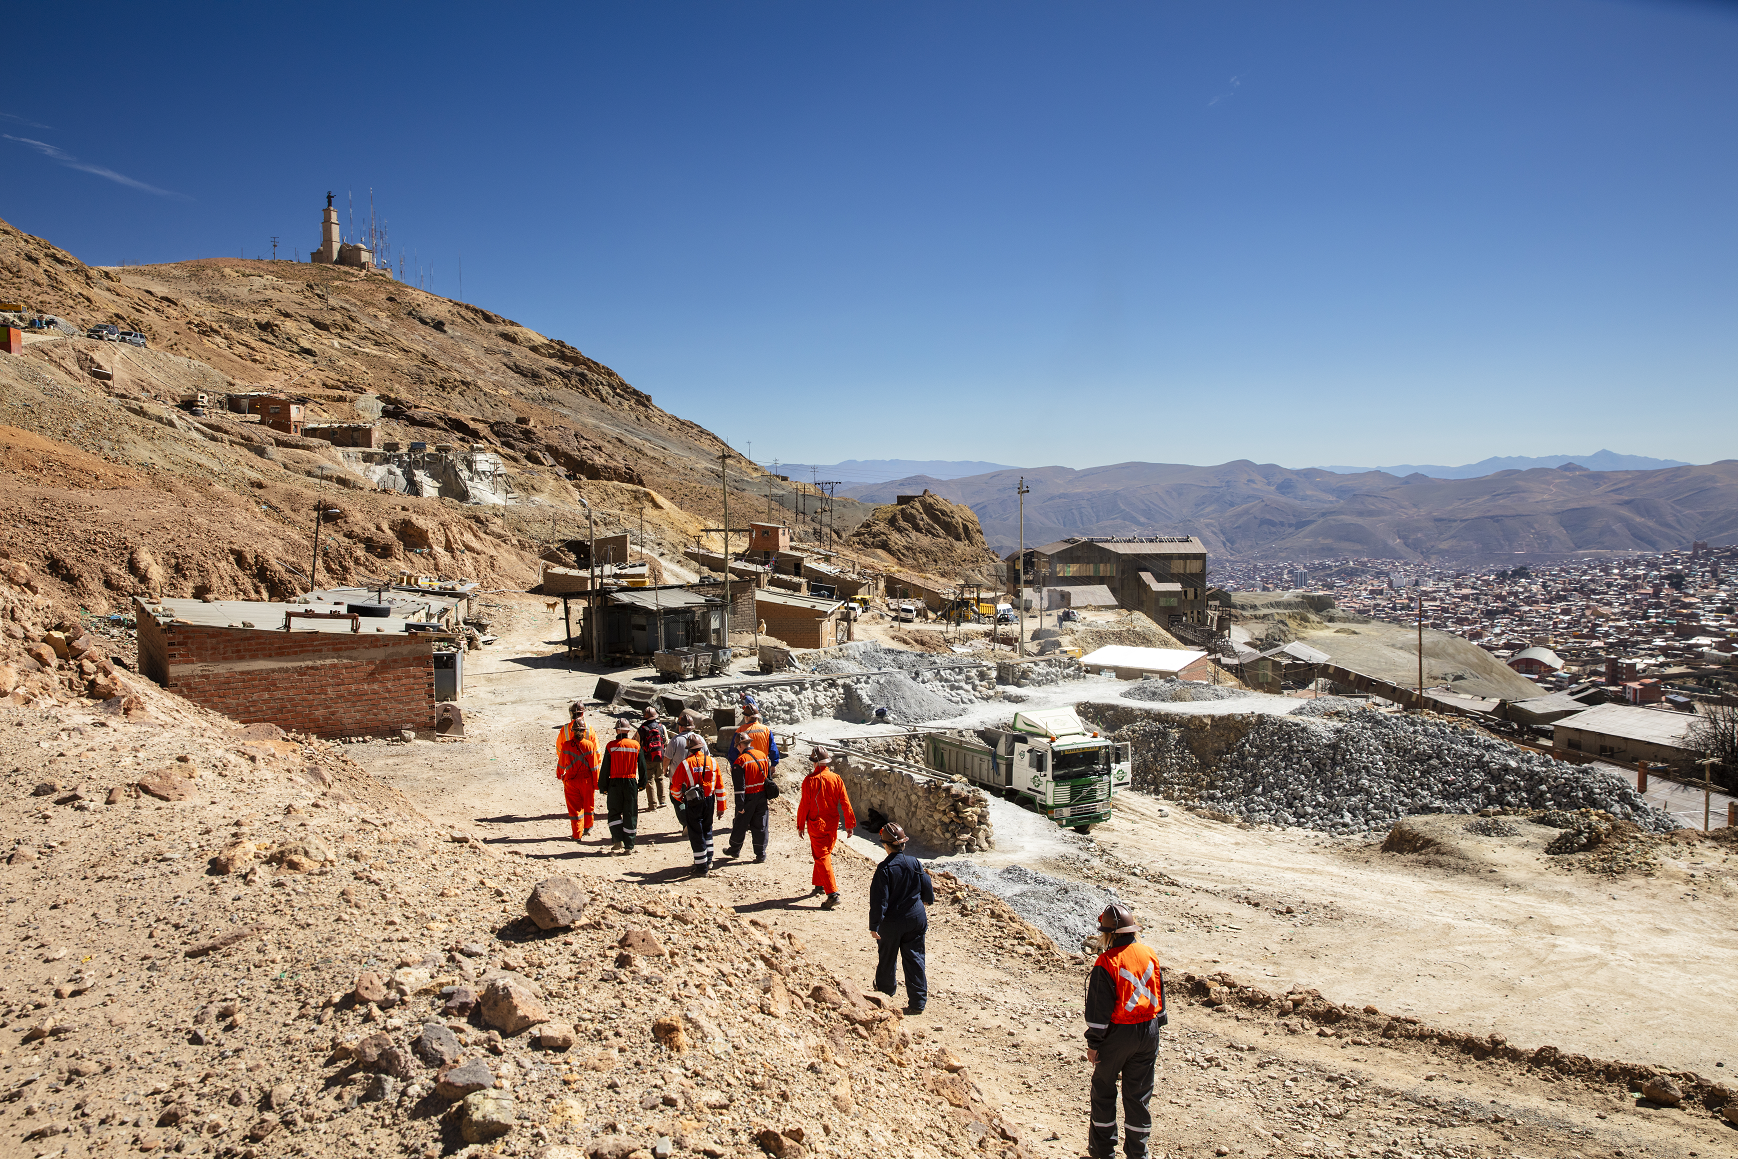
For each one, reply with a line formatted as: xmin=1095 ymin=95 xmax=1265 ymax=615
xmin=3 ymin=1 xmax=1734 ymax=470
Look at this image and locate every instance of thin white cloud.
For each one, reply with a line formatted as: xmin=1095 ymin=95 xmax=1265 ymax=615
xmin=3 ymin=134 xmax=185 ymax=199
xmin=1208 ymin=75 xmax=1243 ymax=108
xmin=0 ymin=112 xmax=54 ymax=130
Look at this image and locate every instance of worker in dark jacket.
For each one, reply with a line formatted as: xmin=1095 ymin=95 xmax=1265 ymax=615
xmin=867 ymin=822 xmax=933 ymax=1014
xmin=1082 ymin=903 xmax=1165 ymax=1159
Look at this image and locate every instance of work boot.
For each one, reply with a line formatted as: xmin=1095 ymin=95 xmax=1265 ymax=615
xmin=753 ymin=854 xmax=767 ymax=864
xmin=582 ymin=827 xmax=593 ymax=837
xmin=610 ymin=840 xmax=623 ymax=854
xmin=722 ymin=847 xmax=740 ymax=859
xmin=692 ymin=866 xmax=709 ymax=878
xmin=820 ymin=893 xmax=840 ymax=910
xmin=807 ymin=887 xmax=824 ymax=898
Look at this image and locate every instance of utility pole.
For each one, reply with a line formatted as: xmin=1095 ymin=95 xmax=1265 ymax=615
xmin=1416 ymin=588 xmax=1424 ymax=709
xmin=722 ymin=450 xmax=731 ymax=652
xmin=1700 ymin=757 xmax=1719 ymax=832
xmin=576 ymin=496 xmax=597 ymax=663
xmin=1017 ymin=476 xmax=1030 ymax=659
xmin=308 ymin=504 xmax=339 ymax=593
xmin=270 ymin=236 xmax=279 ymax=261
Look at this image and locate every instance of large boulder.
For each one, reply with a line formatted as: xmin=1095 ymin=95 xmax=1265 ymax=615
xmin=480 ymin=976 xmax=549 ymax=1036
xmin=526 ymin=877 xmax=590 ymax=930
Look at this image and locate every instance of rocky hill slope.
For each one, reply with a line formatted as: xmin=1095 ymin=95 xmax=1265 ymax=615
xmin=0 ymin=216 xmax=865 ymax=610
xmin=843 ymin=491 xmax=1004 ymax=585
xmin=846 ymin=459 xmax=1738 ymax=562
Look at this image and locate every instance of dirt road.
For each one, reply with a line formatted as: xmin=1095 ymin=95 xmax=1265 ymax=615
xmin=347 ymin=596 xmax=1731 ymax=1155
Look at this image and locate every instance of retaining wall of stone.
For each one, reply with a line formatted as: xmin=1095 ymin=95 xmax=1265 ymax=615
xmin=828 ymin=749 xmax=993 ymax=856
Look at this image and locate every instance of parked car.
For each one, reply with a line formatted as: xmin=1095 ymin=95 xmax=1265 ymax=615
xmin=86 ymin=323 xmax=120 ymax=341
xmin=1060 ymin=608 xmax=1082 ymax=622
xmin=119 ymin=331 xmax=147 ymax=348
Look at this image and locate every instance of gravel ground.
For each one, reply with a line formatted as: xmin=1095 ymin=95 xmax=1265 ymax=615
xmin=1187 ymin=713 xmax=1680 ymax=836
xmin=929 ymin=861 xmax=1119 ymax=954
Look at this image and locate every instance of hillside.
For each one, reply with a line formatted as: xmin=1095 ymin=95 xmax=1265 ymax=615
xmin=0 ymin=216 xmax=860 ymax=608
xmin=843 ymin=491 xmax=1004 ymax=585
xmin=845 ymin=459 xmax=1738 ymax=563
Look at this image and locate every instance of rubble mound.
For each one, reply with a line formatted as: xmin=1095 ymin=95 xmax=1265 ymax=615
xmin=932 ymin=861 xmax=1120 ymax=953
xmin=1122 ymin=678 xmax=1251 ymax=704
xmin=1289 ymin=696 xmax=1368 ymax=717
xmin=844 ymin=490 xmax=1003 ymax=582
xmin=1465 ymin=816 xmax=1522 ymax=837
xmin=1064 ymin=611 xmax=1186 ymax=653
xmin=1154 ymin=712 xmax=1680 ymax=837
xmin=1380 ymin=819 xmax=1453 ymax=856
xmin=841 ymin=672 xmax=959 ymax=724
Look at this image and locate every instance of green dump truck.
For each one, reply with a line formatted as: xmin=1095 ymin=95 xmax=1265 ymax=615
xmin=921 ymin=707 xmax=1131 ymax=832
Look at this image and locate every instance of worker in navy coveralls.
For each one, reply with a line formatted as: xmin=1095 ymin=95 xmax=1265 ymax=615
xmin=867 ymin=821 xmax=933 ymax=1014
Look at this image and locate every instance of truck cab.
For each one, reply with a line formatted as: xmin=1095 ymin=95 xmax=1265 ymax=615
xmin=924 ymin=706 xmax=1131 ymax=832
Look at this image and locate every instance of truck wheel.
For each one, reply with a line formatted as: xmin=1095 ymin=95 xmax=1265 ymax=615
xmin=1073 ymin=824 xmax=1092 ymax=834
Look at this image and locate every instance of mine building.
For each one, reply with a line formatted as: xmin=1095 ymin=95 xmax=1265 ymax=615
xmin=1009 ymin=536 xmax=1210 ymax=627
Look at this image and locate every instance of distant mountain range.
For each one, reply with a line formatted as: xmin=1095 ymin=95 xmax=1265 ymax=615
xmin=841 ymin=459 xmax=1736 ymax=562
xmin=772 ymin=459 xmax=1016 ymax=486
xmin=1315 ymin=450 xmax=1690 ymax=478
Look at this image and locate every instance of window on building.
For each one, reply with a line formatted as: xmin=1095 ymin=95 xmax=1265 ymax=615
xmin=1159 ymin=597 xmax=1178 ymax=607
xmin=269 ymin=406 xmax=281 ymax=414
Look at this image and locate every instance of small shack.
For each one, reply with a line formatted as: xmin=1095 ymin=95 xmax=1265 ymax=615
xmin=591 ymin=588 xmax=723 ymax=657
xmin=1078 ymin=644 xmax=1212 ymax=682
xmin=756 ymin=589 xmax=848 ymax=649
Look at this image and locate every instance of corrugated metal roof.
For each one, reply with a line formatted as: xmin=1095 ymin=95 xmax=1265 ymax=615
xmin=1079 ymin=645 xmax=1208 ymax=672
xmin=1553 ymin=703 xmax=1699 ymax=748
xmin=139 ymin=598 xmax=420 ymax=635
xmin=608 ymin=589 xmax=718 ymax=611
xmin=755 ymin=589 xmax=845 ymax=613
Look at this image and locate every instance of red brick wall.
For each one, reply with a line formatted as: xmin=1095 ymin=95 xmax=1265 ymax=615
xmin=134 ymin=603 xmax=434 ymax=737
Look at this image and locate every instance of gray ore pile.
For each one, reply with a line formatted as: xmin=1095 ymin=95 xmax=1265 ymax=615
xmin=1162 ymin=712 xmax=1679 ymax=836
xmin=931 ymin=861 xmax=1119 ymax=953
xmin=1121 ymin=678 xmax=1252 ymax=704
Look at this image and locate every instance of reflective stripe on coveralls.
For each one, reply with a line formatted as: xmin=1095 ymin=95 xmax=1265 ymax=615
xmin=795 ymin=763 xmax=856 ymax=894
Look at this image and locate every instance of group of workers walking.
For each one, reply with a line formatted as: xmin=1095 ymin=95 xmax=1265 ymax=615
xmin=554 ymin=693 xmax=1165 ymax=1159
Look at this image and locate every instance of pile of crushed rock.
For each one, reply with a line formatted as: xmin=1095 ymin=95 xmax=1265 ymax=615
xmin=842 ymin=672 xmax=961 ymax=724
xmin=1169 ymin=712 xmax=1679 ymax=837
xmin=931 ymin=861 xmax=1120 ymax=954
xmin=1121 ymin=678 xmax=1252 ymax=704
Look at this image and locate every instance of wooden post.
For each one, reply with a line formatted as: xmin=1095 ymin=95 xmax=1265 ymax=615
xmin=563 ymin=596 xmax=573 ymax=659
xmin=1636 ymin=761 xmax=1648 ymax=793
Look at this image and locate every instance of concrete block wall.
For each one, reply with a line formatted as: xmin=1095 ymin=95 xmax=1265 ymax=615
xmin=135 ymin=604 xmax=435 ymax=737
xmin=829 ymin=750 xmax=994 ymax=856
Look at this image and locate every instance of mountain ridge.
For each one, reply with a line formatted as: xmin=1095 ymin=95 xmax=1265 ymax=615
xmin=843 ymin=459 xmax=1738 ymax=562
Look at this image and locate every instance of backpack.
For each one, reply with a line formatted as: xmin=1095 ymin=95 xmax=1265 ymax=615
xmin=639 ymin=720 xmax=667 ymax=758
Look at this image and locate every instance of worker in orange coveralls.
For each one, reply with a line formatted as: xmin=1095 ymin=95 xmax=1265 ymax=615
xmin=555 ymin=700 xmax=601 ymax=841
xmin=795 ymin=746 xmax=856 ymax=910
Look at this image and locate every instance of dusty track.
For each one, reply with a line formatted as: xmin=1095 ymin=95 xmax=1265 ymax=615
xmin=347 ymin=603 xmax=1735 ymax=1157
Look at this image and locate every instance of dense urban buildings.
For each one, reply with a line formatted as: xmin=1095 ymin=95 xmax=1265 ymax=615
xmin=1211 ymin=546 xmax=1737 ymax=705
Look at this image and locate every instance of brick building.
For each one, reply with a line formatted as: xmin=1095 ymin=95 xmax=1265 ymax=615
xmin=756 ymin=589 xmax=847 ymax=649
xmin=1008 ymin=536 xmax=1209 ymax=626
xmin=134 ymin=597 xmax=436 ymax=737
xmin=229 ymin=393 xmax=307 ymax=435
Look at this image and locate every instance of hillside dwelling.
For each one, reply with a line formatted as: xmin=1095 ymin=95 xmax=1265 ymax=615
xmin=590 ymin=588 xmax=722 ymax=657
xmin=750 ymin=522 xmax=790 ymax=562
xmin=756 ymin=589 xmax=848 ymax=649
xmin=230 ymin=393 xmax=306 ymax=434
xmin=303 ymin=422 xmax=379 ymax=448
xmin=1009 ymin=536 xmax=1209 ymax=627
xmin=1552 ymin=702 xmax=1700 ymax=769
xmin=133 ymin=597 xmax=438 ymax=738
xmin=1623 ymin=678 xmax=1664 ymax=705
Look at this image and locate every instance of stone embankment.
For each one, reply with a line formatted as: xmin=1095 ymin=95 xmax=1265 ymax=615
xmin=825 ymin=745 xmax=994 ymax=855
